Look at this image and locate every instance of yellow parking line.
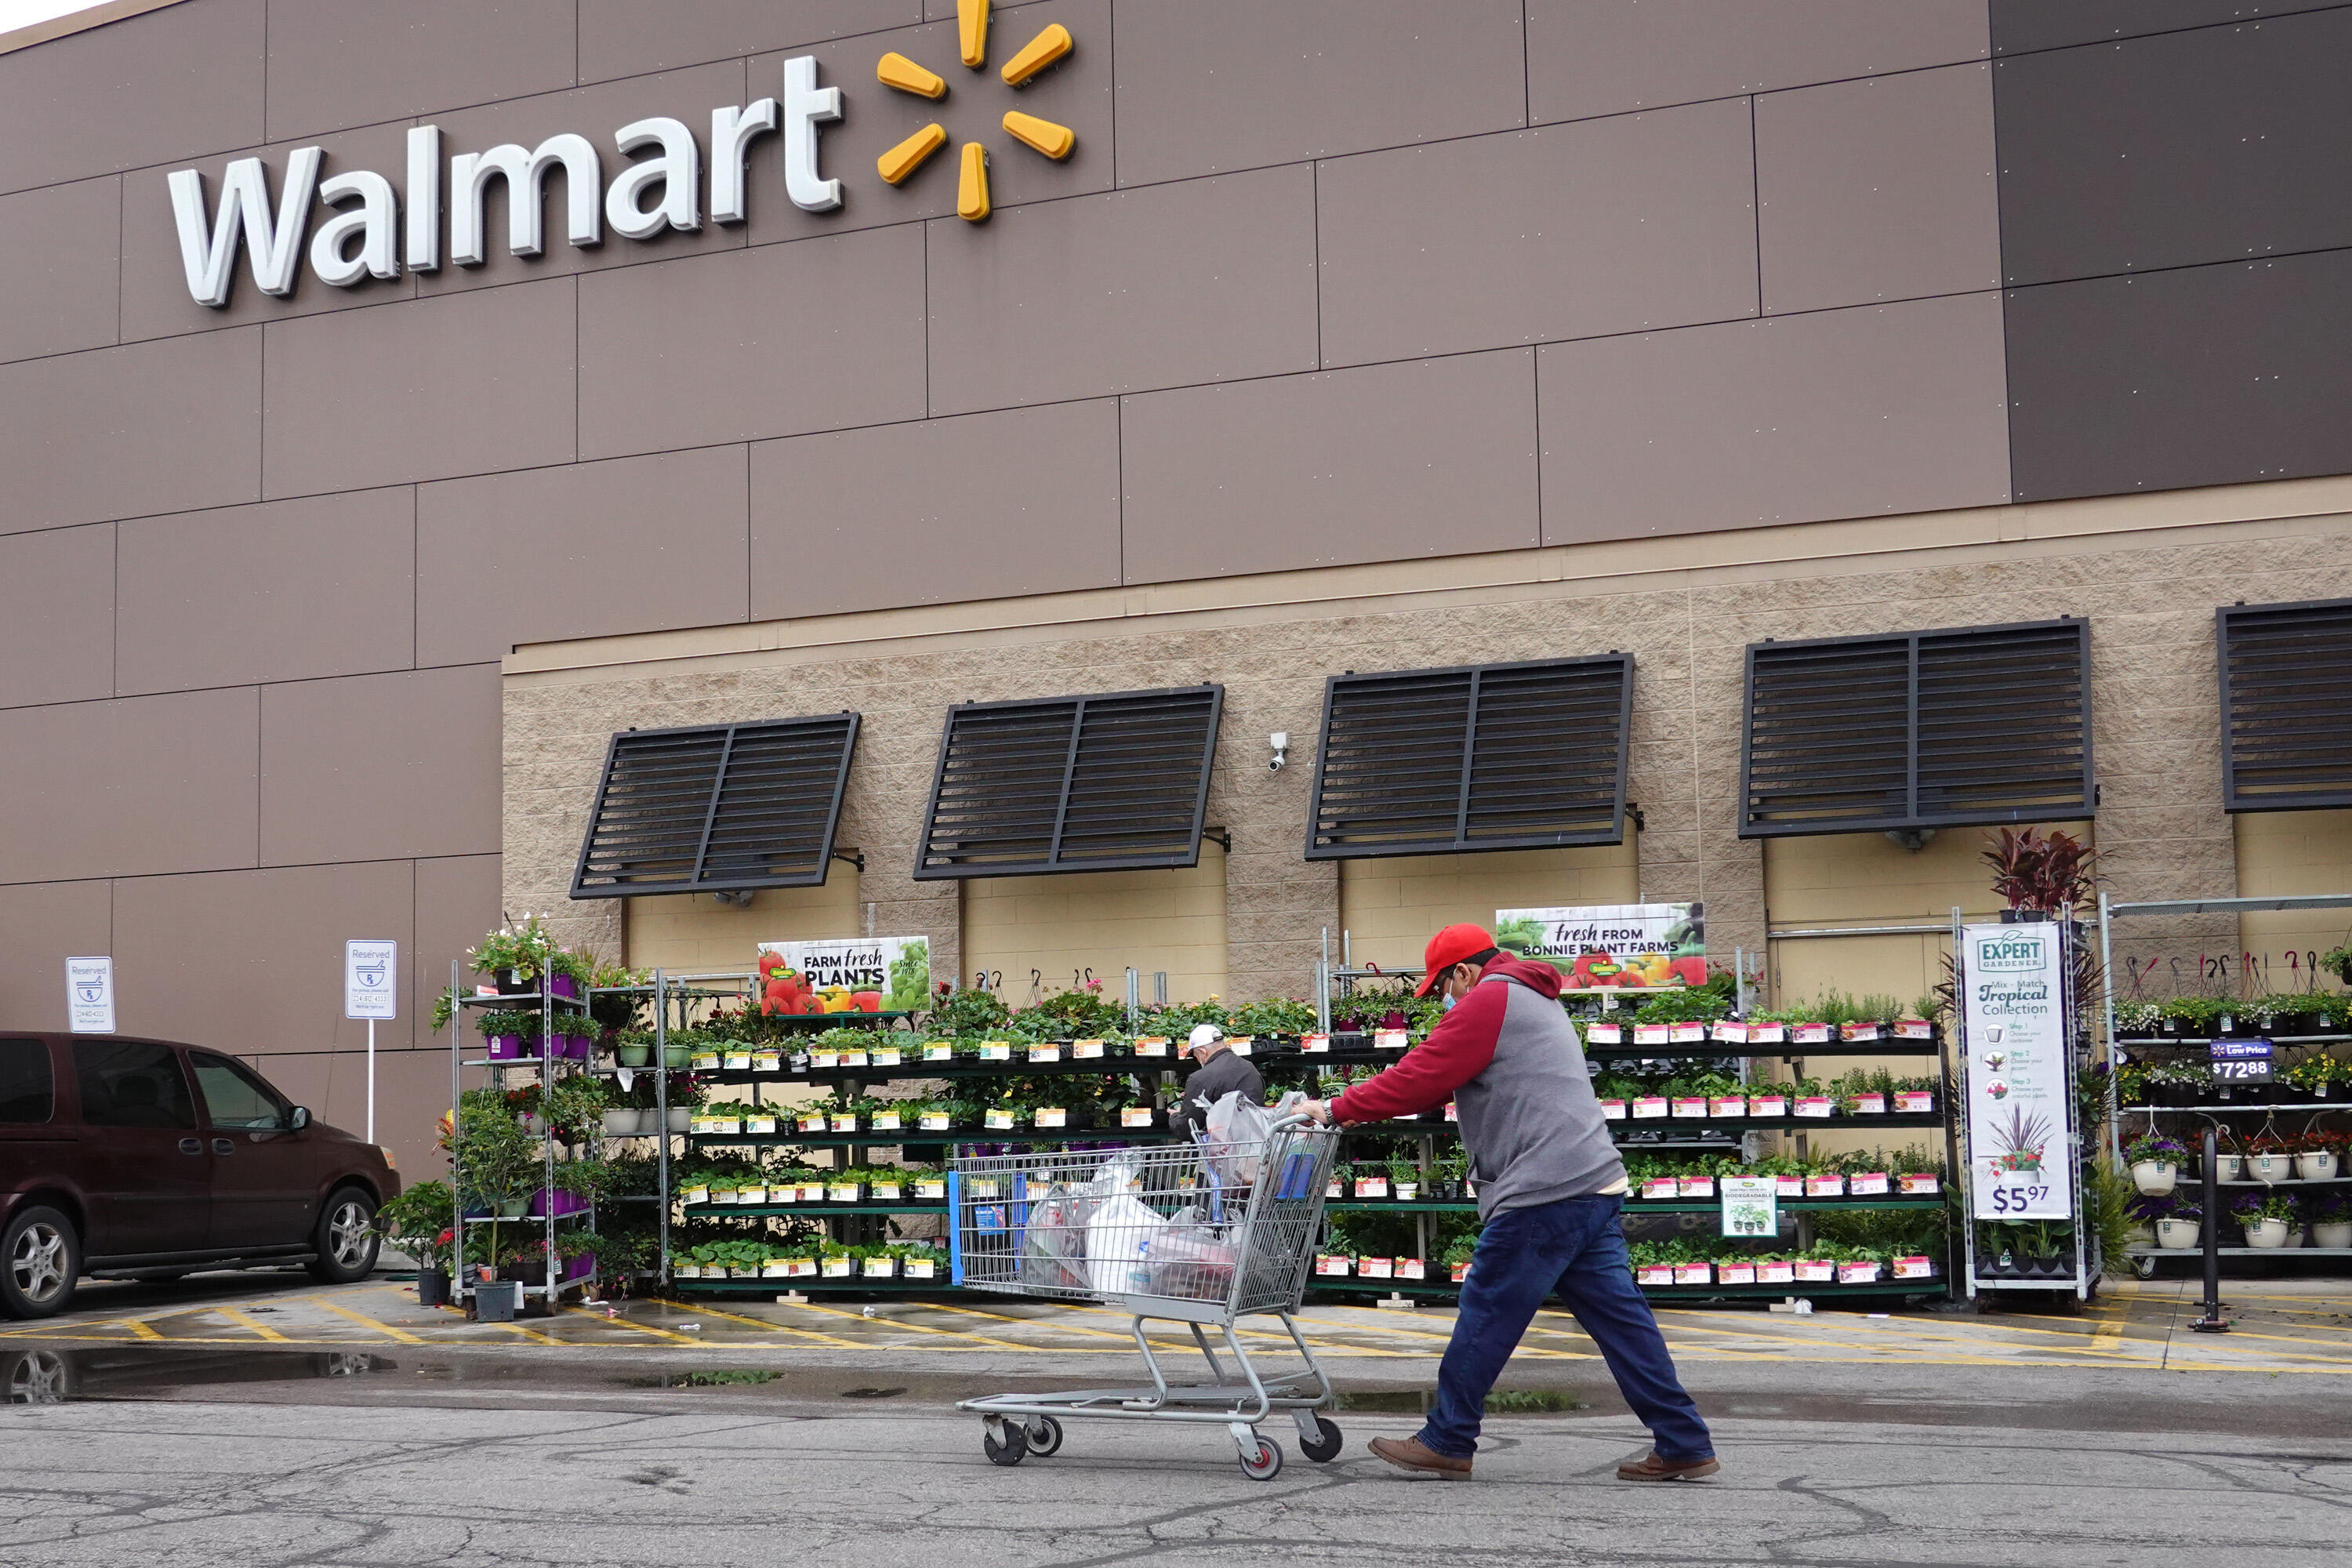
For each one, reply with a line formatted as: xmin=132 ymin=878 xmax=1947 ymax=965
xmin=649 ymin=1300 xmax=864 ymax=1349
xmin=564 ymin=1306 xmax=710 ymax=1345
xmin=779 ymin=1297 xmax=1038 ymax=1352
xmin=214 ymin=1306 xmax=289 ymax=1343
xmin=124 ymin=1316 xmax=162 ymax=1341
xmin=309 ymin=1295 xmax=424 ymax=1345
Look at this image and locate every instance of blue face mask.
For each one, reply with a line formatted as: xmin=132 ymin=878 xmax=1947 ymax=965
xmin=1440 ymin=990 xmax=1457 ymax=1013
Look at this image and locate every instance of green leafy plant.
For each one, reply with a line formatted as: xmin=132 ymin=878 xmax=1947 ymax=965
xmin=539 ymin=1073 xmax=611 ymax=1142
xmin=470 ymin=913 xmax=561 ymax=982
xmin=930 ymin=987 xmax=1011 ymax=1036
xmin=452 ymin=1091 xmax=542 ymax=1278
xmin=376 ymin=1180 xmax=456 ymax=1272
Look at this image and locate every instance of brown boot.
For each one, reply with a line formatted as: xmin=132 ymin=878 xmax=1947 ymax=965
xmin=1617 ymin=1448 xmax=1720 ymax=1482
xmin=1368 ymin=1435 xmax=1474 ymax=1479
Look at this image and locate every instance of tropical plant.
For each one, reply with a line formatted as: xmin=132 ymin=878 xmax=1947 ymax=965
xmin=376 ymin=1180 xmax=457 ymax=1272
xmin=1982 ymin=826 xmax=2096 ymax=913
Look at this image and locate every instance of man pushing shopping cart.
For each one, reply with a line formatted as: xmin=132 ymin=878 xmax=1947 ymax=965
xmin=1301 ymin=924 xmax=1720 ymax=1483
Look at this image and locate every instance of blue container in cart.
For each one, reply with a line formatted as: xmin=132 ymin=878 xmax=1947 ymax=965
xmin=949 ymin=1114 xmax=1344 ymax=1479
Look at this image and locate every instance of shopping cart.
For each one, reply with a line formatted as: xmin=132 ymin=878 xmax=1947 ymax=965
xmin=949 ymin=1112 xmax=1344 ymax=1479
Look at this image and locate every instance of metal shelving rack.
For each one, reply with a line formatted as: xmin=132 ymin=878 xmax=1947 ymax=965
xmin=445 ymin=960 xmax=599 ymax=1312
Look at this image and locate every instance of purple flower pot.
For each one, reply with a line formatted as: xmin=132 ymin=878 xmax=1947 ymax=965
xmin=485 ymin=1033 xmax=525 ymax=1061
xmin=559 ymin=1254 xmax=595 ymax=1283
xmin=566 ymin=1033 xmax=594 ymax=1061
xmin=528 ymin=1188 xmax=590 ymax=1218
xmin=533 ymin=1033 xmax=562 ymax=1061
xmin=550 ymin=975 xmax=581 ymax=1000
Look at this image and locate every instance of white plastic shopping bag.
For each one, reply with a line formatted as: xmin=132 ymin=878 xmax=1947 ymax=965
xmin=1085 ymin=1192 xmax=1166 ymax=1294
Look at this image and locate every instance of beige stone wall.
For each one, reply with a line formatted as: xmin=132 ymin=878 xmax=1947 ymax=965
xmin=961 ymin=851 xmax=1229 ymax=1005
xmin=624 ymin=876 xmax=865 ymax=976
xmin=504 ymin=477 xmax=2352 ymax=1006
xmin=1338 ymin=844 xmax=1639 ymax=972
xmin=2232 ymin=809 xmax=2352 ymax=1000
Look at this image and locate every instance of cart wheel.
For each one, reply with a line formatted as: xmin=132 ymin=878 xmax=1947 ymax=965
xmin=982 ymin=1421 xmax=1029 ymax=1467
xmin=1298 ymin=1417 xmax=1343 ymax=1463
xmin=1239 ymin=1436 xmax=1284 ymax=1481
xmin=2132 ymin=1257 xmax=2156 ymax=1281
xmin=1023 ymin=1416 xmax=1064 ymax=1457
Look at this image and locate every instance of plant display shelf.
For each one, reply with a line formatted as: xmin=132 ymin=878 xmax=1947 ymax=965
xmin=2116 ymin=1033 xmax=2352 ymax=1047
xmin=2166 ymin=1175 xmax=2352 ymax=1187
xmin=669 ymin=1276 xmax=944 ymax=1295
xmin=688 ymin=1131 xmax=1186 ymax=1149
xmin=1306 ymin=1276 xmax=1941 ymax=1301
xmin=1326 ymin=1196 xmax=1944 ymax=1215
xmin=1584 ymin=1040 xmax=1940 ymax=1062
xmin=2130 ymin=1102 xmax=2352 ymax=1114
xmin=2126 ymin=1247 xmax=2352 ymax=1259
xmin=680 ymin=1203 xmax=950 ymax=1218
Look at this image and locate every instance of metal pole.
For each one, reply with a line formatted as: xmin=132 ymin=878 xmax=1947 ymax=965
xmin=365 ymin=1018 xmax=376 ymax=1143
xmin=655 ymin=968 xmax=670 ymax=1290
xmin=2099 ymin=890 xmax=2122 ymax=1174
xmin=2190 ymin=1124 xmax=2229 ymax=1333
xmin=449 ymin=958 xmax=462 ymax=1296
xmin=1951 ymin=907 xmax=1973 ymax=1300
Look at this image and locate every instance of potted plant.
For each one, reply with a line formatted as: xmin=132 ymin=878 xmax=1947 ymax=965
xmin=2155 ymin=1198 xmax=2201 ymax=1250
xmin=1388 ymin=1154 xmax=1421 ymax=1203
xmin=2294 ymin=1131 xmax=2341 ymax=1182
xmin=613 ymin=1028 xmax=655 ymax=1069
xmin=376 ymin=1181 xmax=456 ymax=1307
xmin=2309 ymin=1194 xmax=2352 ymax=1250
xmin=2237 ymin=1190 xmax=2297 ymax=1249
xmin=452 ymin=1090 xmax=540 ymax=1304
xmin=540 ymin=1073 xmax=611 ymax=1146
xmin=470 ymin=914 xmax=561 ymax=995
xmin=2246 ymin=1136 xmax=2295 ymax=1186
xmin=2124 ymin=1132 xmax=2189 ymax=1196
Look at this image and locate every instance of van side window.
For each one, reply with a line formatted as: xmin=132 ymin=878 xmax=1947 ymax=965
xmin=189 ymin=1052 xmax=291 ymax=1130
xmin=0 ymin=1040 xmax=52 ymax=1123
xmin=71 ymin=1041 xmax=197 ymax=1129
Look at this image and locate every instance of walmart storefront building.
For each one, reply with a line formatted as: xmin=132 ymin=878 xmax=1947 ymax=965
xmin=4 ymin=0 xmax=2351 ymax=1171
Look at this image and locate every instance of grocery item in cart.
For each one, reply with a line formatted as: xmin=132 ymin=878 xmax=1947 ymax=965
xmin=1021 ymin=1185 xmax=1091 ymax=1290
xmin=1085 ymin=1190 xmax=1165 ymax=1294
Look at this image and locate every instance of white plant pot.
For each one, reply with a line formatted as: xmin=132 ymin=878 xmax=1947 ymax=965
xmin=2155 ymin=1218 xmax=2201 ymax=1250
xmin=2214 ymin=1154 xmax=2244 ymax=1180
xmin=2314 ymin=1222 xmax=2352 ymax=1249
xmin=520 ymin=1114 xmax=547 ymax=1136
xmin=2249 ymin=1154 xmax=2293 ymax=1185
xmin=601 ymin=1109 xmax=643 ymax=1137
xmin=2130 ymin=1160 xmax=2177 ymax=1196
xmin=666 ymin=1108 xmax=691 ymax=1132
xmin=2295 ymin=1151 xmax=2339 ymax=1181
xmin=2245 ymin=1217 xmax=2291 ymax=1248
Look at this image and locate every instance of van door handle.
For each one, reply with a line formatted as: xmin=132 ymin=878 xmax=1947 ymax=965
xmin=212 ymin=1138 xmax=235 ymax=1155
xmin=179 ymin=1138 xmax=201 ymax=1155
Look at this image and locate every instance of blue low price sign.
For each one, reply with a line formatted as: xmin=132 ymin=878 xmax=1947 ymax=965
xmin=2209 ymin=1038 xmax=2274 ymax=1083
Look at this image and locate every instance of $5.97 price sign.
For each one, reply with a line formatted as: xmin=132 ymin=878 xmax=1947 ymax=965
xmin=1986 ymin=1181 xmax=2055 ymax=1215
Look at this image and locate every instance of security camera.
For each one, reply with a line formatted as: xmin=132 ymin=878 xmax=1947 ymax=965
xmin=1269 ymin=731 xmax=1289 ymax=772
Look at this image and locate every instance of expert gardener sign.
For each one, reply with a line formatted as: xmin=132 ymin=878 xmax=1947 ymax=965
xmin=1961 ymin=921 xmax=2074 ymax=1222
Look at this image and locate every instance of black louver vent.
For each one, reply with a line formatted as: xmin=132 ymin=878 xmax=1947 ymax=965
xmin=2220 ymin=598 xmax=2352 ymax=811
xmin=1305 ymin=656 xmax=1632 ymax=860
xmin=916 ymin=685 xmax=1224 ymax=878
xmin=1741 ymin=619 xmax=2092 ymax=837
xmin=570 ymin=715 xmax=858 ymax=897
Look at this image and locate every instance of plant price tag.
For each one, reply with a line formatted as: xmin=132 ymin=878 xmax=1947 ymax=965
xmin=1121 ymin=1107 xmax=1156 ymax=1127
xmin=1719 ymin=1175 xmax=1777 ymax=1237
xmin=1641 ymin=1178 xmax=1680 ymax=1201
xmin=1894 ymin=1091 xmax=1935 ymax=1113
xmin=1795 ymin=1096 xmax=1834 ymax=1118
xmin=1072 ymin=1040 xmax=1105 ymax=1058
xmin=1849 ymin=1171 xmax=1890 ymax=1196
xmin=1028 ymin=1044 xmax=1062 ymax=1063
xmin=1301 ymin=1033 xmax=1330 ymax=1052
xmin=980 ymin=1042 xmax=1013 ymax=1061
xmin=924 ymin=1043 xmax=956 ymax=1062
xmin=871 ymin=1049 xmax=901 ymax=1068
xmin=1374 ymin=1030 xmax=1409 ymax=1050
xmin=1633 ymin=1096 xmax=1669 ymax=1119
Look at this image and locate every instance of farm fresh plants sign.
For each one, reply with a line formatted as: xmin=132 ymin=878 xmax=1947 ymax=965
xmin=1961 ymin=921 xmax=2074 ymax=1221
xmin=757 ymin=938 xmax=929 ymax=1012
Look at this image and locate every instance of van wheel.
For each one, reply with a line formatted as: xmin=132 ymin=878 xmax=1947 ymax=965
xmin=307 ymin=1190 xmax=379 ymax=1284
xmin=2 ymin=1207 xmax=80 ymax=1319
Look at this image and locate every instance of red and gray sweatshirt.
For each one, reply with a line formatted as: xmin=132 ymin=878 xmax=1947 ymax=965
xmin=1331 ymin=956 xmax=1624 ymax=1220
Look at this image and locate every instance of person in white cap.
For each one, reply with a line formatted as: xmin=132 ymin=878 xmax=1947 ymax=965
xmin=1177 ymin=1022 xmax=1263 ymax=1139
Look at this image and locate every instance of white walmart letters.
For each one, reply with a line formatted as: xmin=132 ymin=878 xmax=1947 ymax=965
xmin=166 ymin=59 xmax=840 ymax=307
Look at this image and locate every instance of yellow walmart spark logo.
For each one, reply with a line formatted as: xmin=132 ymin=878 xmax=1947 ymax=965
xmin=874 ymin=0 xmax=1076 ymax=222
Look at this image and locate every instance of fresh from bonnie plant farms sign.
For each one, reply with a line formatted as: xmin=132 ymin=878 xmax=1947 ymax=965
xmin=1961 ymin=921 xmax=2074 ymax=1221
xmin=1494 ymin=903 xmax=1707 ymax=989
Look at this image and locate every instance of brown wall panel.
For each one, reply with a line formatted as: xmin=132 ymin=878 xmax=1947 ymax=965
xmin=260 ymin=665 xmax=501 ymax=866
xmin=576 ymin=228 xmax=925 ymax=459
xmin=1110 ymin=0 xmax=1526 ymax=185
xmin=415 ymin=851 xmax=501 ymax=1029
xmin=111 ymin=859 xmax=414 ymax=1054
xmin=262 ymin=0 xmax=577 ymax=140
xmin=1991 ymin=1 xmax=2350 ymax=54
xmin=1526 ymin=0 xmax=1989 ymax=122
xmin=1757 ymin=63 xmax=2000 ymax=314
xmin=120 ymin=122 xmax=419 ymax=342
xmin=0 ymin=327 xmax=261 ymax=533
xmin=0 ymin=688 xmax=260 ymax=883
xmin=750 ymin=401 xmax=1120 ymax=619
xmin=579 ymin=0 xmax=916 ymax=81
xmin=0 ymin=177 xmax=122 ymax=363
xmin=925 ymin=165 xmax=1319 ymax=414
xmin=744 ymin=0 xmax=1115 ymax=247
xmin=115 ymin=488 xmax=416 ymax=695
xmin=2006 ymin=252 xmax=2352 ymax=503
xmin=0 ymin=526 xmax=114 ymax=709
xmin=0 ymin=880 xmax=113 ymax=1033
xmin=1120 ymin=350 xmax=1540 ymax=584
xmin=1537 ymin=292 xmax=2012 ymax=543
xmin=260 ymin=277 xmax=577 ymax=496
xmin=416 ymin=445 xmax=750 ymax=665
xmin=416 ymin=60 xmax=751 ymax=298
xmin=0 ymin=0 xmax=263 ymax=194
xmin=1315 ymin=102 xmax=1759 ymax=367
xmin=1993 ymin=9 xmax=2352 ymax=287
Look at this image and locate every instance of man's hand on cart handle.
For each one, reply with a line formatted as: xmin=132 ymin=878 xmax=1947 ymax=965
xmin=1299 ymin=1098 xmax=1334 ymax=1126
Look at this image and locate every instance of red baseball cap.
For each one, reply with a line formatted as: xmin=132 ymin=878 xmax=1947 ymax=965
xmin=1416 ymin=924 xmax=1498 ymax=996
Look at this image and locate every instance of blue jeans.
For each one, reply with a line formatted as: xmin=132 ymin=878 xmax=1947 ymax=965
xmin=1420 ymin=1192 xmax=1713 ymax=1462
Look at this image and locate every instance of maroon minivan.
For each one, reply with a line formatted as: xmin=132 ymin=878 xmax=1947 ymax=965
xmin=0 ymin=1034 xmax=400 ymax=1318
